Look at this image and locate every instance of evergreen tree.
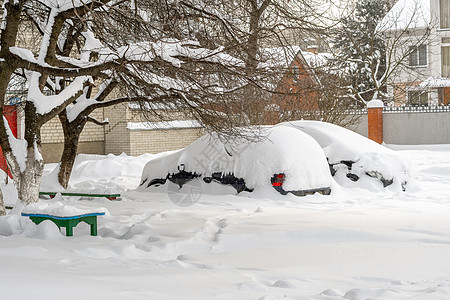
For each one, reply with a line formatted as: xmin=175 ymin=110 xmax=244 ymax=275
xmin=332 ymin=0 xmax=392 ymax=105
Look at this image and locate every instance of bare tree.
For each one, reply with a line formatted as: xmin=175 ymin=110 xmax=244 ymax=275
xmin=0 ymin=0 xmax=250 ymax=208
xmin=0 ymin=0 xmax=350 ymax=209
xmin=55 ymin=0 xmax=346 ymax=188
xmin=178 ymin=0 xmax=342 ymax=123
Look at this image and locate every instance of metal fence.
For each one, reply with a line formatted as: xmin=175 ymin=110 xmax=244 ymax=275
xmin=348 ymin=106 xmax=450 ymax=145
xmin=345 ymin=105 xmax=450 ymax=115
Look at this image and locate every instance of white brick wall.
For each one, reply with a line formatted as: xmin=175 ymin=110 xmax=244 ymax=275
xmin=41 ymin=109 xmax=105 ymax=143
xmin=129 ymin=128 xmax=204 ymax=155
xmin=39 ymin=101 xmax=205 ymax=160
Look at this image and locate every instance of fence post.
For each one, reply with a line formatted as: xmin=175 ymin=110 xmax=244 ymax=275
xmin=367 ymin=100 xmax=384 ymax=144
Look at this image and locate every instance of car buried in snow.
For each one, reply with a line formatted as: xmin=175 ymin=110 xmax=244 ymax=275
xmin=282 ymin=120 xmax=412 ymax=191
xmin=138 ymin=126 xmax=333 ymax=196
xmin=138 ymin=121 xmax=412 ymax=196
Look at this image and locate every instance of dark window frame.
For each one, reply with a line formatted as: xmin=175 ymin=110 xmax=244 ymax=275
xmin=409 ymin=45 xmax=427 ymax=67
xmin=440 ymin=0 xmax=450 ymax=29
xmin=407 ymin=90 xmax=429 ymax=106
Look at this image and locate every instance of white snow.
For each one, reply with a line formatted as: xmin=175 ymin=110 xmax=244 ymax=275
xmin=0 ymin=1 xmax=7 ymax=31
xmin=139 ymin=126 xmax=333 ymax=192
xmin=22 ymin=198 xmax=107 ymax=217
xmin=27 ymin=73 xmax=90 ymax=115
xmin=301 ymin=50 xmax=332 ymax=68
xmin=127 ymin=120 xmax=202 ymax=130
xmin=367 ymin=99 xmax=384 ymax=108
xmin=378 ymin=0 xmax=430 ymax=31
xmin=1 ymin=139 xmax=450 ymax=299
xmin=419 ymin=76 xmax=450 ymax=88
xmin=3 ymin=116 xmax=28 ymax=172
xmin=259 ymin=47 xmax=330 ymax=70
xmin=9 ymin=46 xmax=36 ymax=62
xmin=283 ymin=121 xmax=412 ymax=191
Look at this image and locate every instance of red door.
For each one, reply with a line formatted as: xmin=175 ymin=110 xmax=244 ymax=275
xmin=1 ymin=105 xmax=18 ymax=178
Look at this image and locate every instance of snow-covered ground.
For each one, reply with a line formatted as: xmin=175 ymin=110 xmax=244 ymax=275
xmin=1 ymin=144 xmax=450 ymax=300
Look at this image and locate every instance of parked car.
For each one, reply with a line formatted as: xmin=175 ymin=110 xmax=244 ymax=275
xmin=282 ymin=120 xmax=412 ymax=191
xmin=138 ymin=126 xmax=333 ymax=196
xmin=139 ymin=121 xmax=412 ymax=196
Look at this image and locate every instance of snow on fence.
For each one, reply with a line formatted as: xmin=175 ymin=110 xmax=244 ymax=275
xmin=345 ymin=105 xmax=450 ymax=115
xmin=347 ymin=106 xmax=450 ymax=145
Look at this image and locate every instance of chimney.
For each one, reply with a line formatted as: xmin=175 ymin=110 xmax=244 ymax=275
xmin=367 ymin=100 xmax=384 ymax=144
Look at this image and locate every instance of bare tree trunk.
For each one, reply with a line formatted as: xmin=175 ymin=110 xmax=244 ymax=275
xmin=0 ymin=102 xmax=45 ymax=205
xmin=0 ymin=187 xmax=5 ymax=216
xmin=4 ymin=147 xmax=44 ymax=205
xmin=58 ymin=129 xmax=82 ymax=189
xmin=17 ymin=153 xmax=44 ymax=205
xmin=240 ymin=0 xmax=265 ymax=125
xmin=58 ymin=111 xmax=85 ymax=189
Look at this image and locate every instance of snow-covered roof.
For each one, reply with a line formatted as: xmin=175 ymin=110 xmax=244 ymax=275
xmin=378 ymin=0 xmax=430 ymax=32
xmin=301 ymin=51 xmax=332 ymax=69
xmin=128 ymin=102 xmax=179 ymax=111
xmin=259 ymin=46 xmax=302 ymax=69
xmin=419 ymin=77 xmax=450 ymax=88
xmin=259 ymin=46 xmax=331 ymax=69
xmin=127 ymin=120 xmax=202 ymax=130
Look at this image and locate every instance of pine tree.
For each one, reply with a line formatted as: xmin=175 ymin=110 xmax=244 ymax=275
xmin=332 ymin=0 xmax=392 ymax=105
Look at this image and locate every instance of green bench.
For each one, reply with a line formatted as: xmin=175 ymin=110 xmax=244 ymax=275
xmin=39 ymin=191 xmax=120 ymax=200
xmin=21 ymin=212 xmax=105 ymax=236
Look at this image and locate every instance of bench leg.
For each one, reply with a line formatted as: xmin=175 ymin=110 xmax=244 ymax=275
xmin=90 ymin=222 xmax=97 ymax=236
xmin=65 ymin=225 xmax=74 ymax=236
xmin=28 ymin=216 xmax=99 ymax=237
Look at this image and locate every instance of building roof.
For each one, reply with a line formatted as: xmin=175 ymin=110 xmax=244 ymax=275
xmin=378 ymin=0 xmax=430 ymax=32
xmin=259 ymin=46 xmax=330 ymax=70
xmin=419 ymin=77 xmax=450 ymax=88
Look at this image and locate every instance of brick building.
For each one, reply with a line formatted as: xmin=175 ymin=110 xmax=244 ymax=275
xmin=36 ymin=103 xmax=204 ymax=162
xmin=264 ymin=46 xmax=331 ymax=124
xmin=381 ymin=0 xmax=450 ymax=106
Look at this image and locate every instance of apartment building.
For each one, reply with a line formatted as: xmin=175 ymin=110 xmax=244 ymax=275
xmin=383 ymin=0 xmax=450 ymax=106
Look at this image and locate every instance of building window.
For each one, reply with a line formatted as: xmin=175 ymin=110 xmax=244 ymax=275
xmin=409 ymin=45 xmax=427 ymax=66
xmin=441 ymin=0 xmax=450 ymax=29
xmin=442 ymin=46 xmax=450 ymax=77
xmin=408 ymin=91 xmax=428 ymax=106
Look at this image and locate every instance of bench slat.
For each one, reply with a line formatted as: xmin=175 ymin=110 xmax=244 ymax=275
xmin=21 ymin=212 xmax=105 ymax=220
xmin=39 ymin=192 xmax=120 ymax=200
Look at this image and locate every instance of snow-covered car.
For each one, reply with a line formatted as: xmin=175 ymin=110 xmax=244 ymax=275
xmin=138 ymin=126 xmax=333 ymax=196
xmin=282 ymin=120 xmax=412 ymax=191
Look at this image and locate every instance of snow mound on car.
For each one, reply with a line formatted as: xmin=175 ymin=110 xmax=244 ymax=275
xmin=283 ymin=120 xmax=412 ymax=190
xmin=139 ymin=126 xmax=332 ymax=192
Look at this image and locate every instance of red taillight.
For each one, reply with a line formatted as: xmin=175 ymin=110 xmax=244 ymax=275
xmin=272 ymin=173 xmax=285 ymax=187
